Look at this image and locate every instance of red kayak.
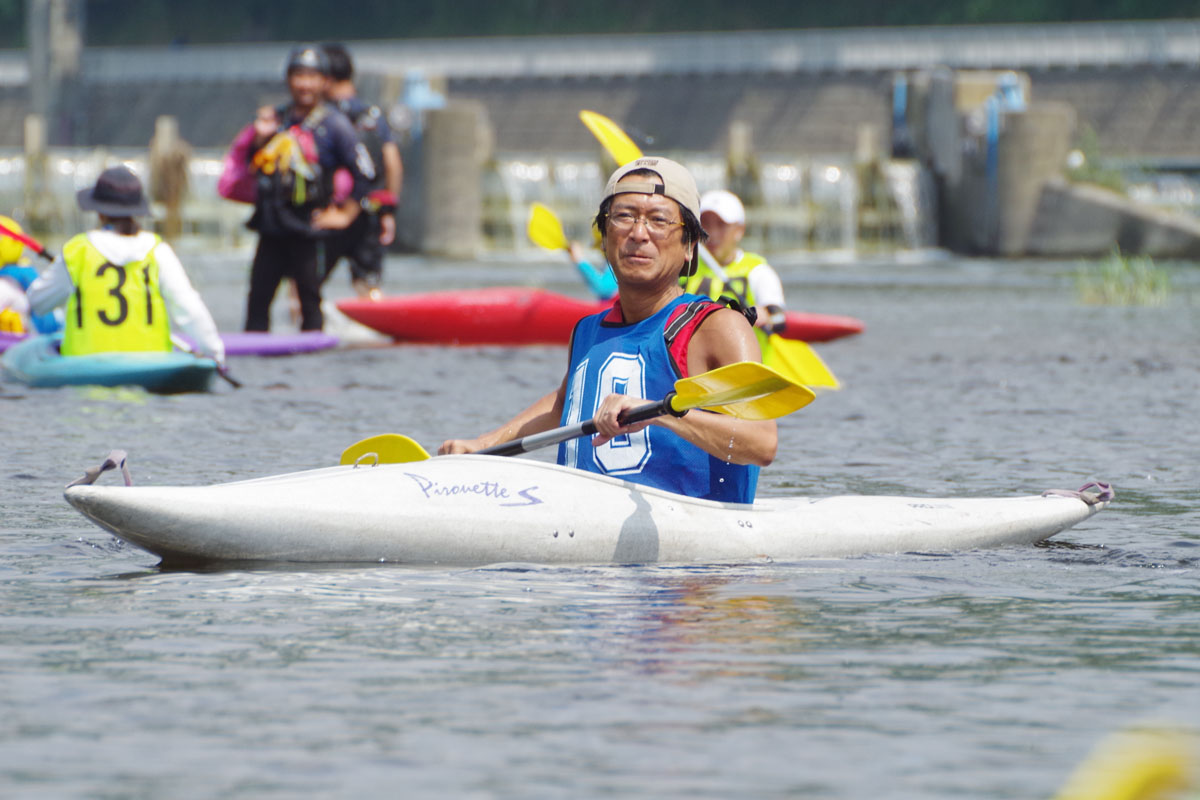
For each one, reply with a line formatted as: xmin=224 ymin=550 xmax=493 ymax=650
xmin=336 ymin=288 xmax=863 ymax=346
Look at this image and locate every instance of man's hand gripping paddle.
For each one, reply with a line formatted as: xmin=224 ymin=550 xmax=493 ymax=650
xmin=340 ymin=360 xmax=815 ymax=465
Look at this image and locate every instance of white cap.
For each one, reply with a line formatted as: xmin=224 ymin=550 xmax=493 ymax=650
xmin=699 ymin=189 xmax=745 ymax=225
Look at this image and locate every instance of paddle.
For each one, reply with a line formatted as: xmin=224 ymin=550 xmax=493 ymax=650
xmin=528 ymin=202 xmax=617 ymax=300
xmin=579 ymin=110 xmax=643 ymax=166
xmin=527 ymin=202 xmax=570 ymax=251
xmin=763 ymin=335 xmax=839 ymax=390
xmin=698 ymin=243 xmax=840 ymax=391
xmin=577 ymin=111 xmax=839 ymax=390
xmin=340 ymin=360 xmax=815 ymax=465
xmin=169 ymin=334 xmax=242 ymax=389
xmin=0 ymin=220 xmax=56 ymax=261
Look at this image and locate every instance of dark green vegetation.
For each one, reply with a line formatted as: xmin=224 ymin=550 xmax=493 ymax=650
xmin=4 ymin=0 xmax=1200 ymax=48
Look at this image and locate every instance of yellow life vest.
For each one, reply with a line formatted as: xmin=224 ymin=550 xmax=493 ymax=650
xmin=681 ymin=251 xmax=767 ymax=306
xmin=681 ymin=251 xmax=772 ymax=352
xmin=62 ymin=232 xmax=171 ymax=356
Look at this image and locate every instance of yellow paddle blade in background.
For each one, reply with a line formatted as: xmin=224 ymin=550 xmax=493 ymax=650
xmin=764 ymin=335 xmax=841 ymax=391
xmin=340 ymin=434 xmax=431 ymax=465
xmin=527 ymin=203 xmax=570 ymax=251
xmin=1051 ymin=725 xmax=1196 ymax=800
xmin=579 ymin=110 xmax=643 ymax=166
xmin=670 ymin=361 xmax=815 ymax=420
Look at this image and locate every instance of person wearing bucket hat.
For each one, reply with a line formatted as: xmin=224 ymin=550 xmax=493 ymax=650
xmin=230 ymin=42 xmax=375 ymax=332
xmin=27 ymin=166 xmax=225 ymax=366
xmin=439 ymin=157 xmax=775 ymax=504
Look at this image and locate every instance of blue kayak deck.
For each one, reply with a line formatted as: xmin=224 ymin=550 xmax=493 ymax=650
xmin=1 ymin=335 xmax=216 ymax=393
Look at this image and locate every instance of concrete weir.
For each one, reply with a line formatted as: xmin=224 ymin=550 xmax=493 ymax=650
xmin=904 ymin=68 xmax=1200 ymax=259
xmin=6 ymin=22 xmax=1200 ymax=258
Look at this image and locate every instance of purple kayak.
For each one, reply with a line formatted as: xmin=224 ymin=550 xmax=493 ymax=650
xmin=219 ymin=331 xmax=340 ymax=357
xmin=0 ymin=331 xmax=28 ymax=354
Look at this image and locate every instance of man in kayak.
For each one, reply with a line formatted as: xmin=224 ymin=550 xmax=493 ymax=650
xmin=318 ymin=43 xmax=403 ymax=299
xmin=27 ymin=166 xmax=225 ymax=367
xmin=237 ymin=44 xmax=374 ymax=332
xmin=440 ymin=157 xmax=775 ymax=503
xmin=684 ymin=189 xmax=788 ymax=337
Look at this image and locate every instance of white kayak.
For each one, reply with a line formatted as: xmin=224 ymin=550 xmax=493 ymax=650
xmin=63 ymin=453 xmax=1113 ymax=567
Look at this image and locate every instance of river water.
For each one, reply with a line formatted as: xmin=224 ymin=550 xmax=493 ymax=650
xmin=2 ymin=247 xmax=1198 ymax=798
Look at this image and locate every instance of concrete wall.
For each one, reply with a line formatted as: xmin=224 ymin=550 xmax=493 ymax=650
xmin=1027 ymin=179 xmax=1200 ymax=259
xmin=420 ymin=103 xmax=486 ymax=258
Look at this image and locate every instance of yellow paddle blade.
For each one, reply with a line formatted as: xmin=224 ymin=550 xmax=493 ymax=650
xmin=340 ymin=434 xmax=431 ymax=465
xmin=764 ymin=335 xmax=841 ymax=390
xmin=670 ymin=361 xmax=815 ymax=420
xmin=1052 ymin=726 xmax=1195 ymax=800
xmin=527 ymin=203 xmax=570 ymax=251
xmin=579 ymin=110 xmax=643 ymax=166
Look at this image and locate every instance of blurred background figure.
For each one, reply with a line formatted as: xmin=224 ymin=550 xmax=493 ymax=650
xmin=318 ymin=42 xmax=403 ymax=299
xmin=685 ymin=189 xmax=788 ymax=335
xmin=0 ymin=215 xmax=62 ymax=335
xmin=235 ymin=44 xmax=374 ymax=331
xmin=27 ymin=166 xmax=225 ymax=367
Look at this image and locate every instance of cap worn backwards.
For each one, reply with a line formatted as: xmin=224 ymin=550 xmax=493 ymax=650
xmin=601 ymin=156 xmax=705 ymax=277
xmin=602 ymin=156 xmax=700 ymax=223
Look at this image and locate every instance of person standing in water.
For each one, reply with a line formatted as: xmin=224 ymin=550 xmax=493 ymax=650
xmin=239 ymin=44 xmax=374 ymax=331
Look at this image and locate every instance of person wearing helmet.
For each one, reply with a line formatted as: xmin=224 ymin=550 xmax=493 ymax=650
xmin=317 ymin=43 xmax=403 ymax=299
xmin=439 ymin=157 xmax=775 ymax=503
xmin=0 ymin=216 xmax=61 ymax=335
xmin=26 ymin=167 xmax=225 ymax=366
xmin=235 ymin=44 xmax=376 ymax=331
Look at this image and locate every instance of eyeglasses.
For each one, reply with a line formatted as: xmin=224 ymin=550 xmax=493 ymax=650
xmin=606 ymin=211 xmax=685 ymax=237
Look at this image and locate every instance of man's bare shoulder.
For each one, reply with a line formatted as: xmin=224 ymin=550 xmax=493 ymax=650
xmin=689 ymin=304 xmax=761 ymax=371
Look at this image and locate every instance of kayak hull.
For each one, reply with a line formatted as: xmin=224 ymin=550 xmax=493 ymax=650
xmin=336 ymin=288 xmax=865 ymax=345
xmin=0 ymin=331 xmax=27 ymax=353
xmin=337 ymin=288 xmax=605 ymax=345
xmin=779 ymin=311 xmax=865 ymax=342
xmin=2 ymin=334 xmax=215 ymax=393
xmin=220 ymin=331 xmax=339 ymax=357
xmin=64 ymin=455 xmax=1110 ymax=567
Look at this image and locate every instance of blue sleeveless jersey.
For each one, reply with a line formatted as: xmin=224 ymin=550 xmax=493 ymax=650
xmin=557 ymin=293 xmax=760 ymax=503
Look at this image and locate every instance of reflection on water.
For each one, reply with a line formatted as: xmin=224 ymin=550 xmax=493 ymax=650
xmin=3 ymin=253 xmax=1199 ymax=798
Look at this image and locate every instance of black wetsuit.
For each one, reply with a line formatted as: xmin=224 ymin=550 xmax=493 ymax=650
xmin=244 ymin=101 xmax=372 ymax=331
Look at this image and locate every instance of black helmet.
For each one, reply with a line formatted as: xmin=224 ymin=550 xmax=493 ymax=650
xmin=285 ymin=45 xmax=330 ymax=77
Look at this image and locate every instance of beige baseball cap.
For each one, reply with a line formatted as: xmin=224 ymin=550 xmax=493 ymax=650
xmin=601 ymin=156 xmax=702 ymax=276
xmin=602 ymin=156 xmax=701 ymax=222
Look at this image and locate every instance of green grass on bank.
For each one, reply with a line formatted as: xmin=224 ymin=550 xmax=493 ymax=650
xmin=1076 ymin=249 xmax=1172 ymax=306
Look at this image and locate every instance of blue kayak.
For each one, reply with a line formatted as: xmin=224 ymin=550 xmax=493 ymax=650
xmin=1 ymin=334 xmax=216 ymax=393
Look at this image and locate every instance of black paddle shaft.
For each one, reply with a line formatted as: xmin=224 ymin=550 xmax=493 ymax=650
xmin=478 ymin=392 xmax=683 ymax=458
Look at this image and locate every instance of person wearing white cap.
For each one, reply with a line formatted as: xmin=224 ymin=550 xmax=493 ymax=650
xmin=685 ymin=189 xmax=788 ymax=337
xmin=27 ymin=166 xmax=225 ymax=368
xmin=441 ymin=157 xmax=776 ymax=503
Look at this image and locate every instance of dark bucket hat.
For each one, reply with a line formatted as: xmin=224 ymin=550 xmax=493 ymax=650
xmin=76 ymin=166 xmax=150 ymax=218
